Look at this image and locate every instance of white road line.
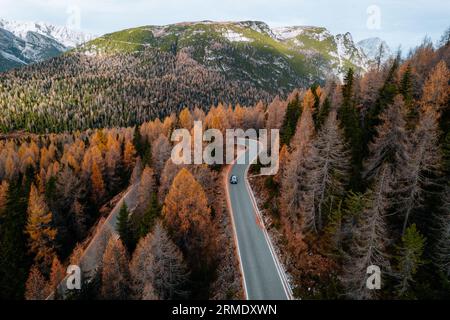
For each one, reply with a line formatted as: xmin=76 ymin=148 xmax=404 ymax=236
xmin=224 ymin=159 xmax=249 ymax=300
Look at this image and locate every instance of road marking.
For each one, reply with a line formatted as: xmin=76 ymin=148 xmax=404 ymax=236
xmin=224 ymin=160 xmax=249 ymax=300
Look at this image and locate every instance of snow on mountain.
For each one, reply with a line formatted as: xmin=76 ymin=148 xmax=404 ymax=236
xmin=357 ymin=37 xmax=392 ymax=64
xmin=0 ymin=18 xmax=95 ymax=48
xmin=0 ymin=18 xmax=96 ymax=72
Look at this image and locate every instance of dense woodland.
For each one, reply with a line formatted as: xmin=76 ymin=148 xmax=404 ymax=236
xmin=254 ymin=33 xmax=450 ymax=299
xmin=0 ymin=48 xmax=271 ymax=133
xmin=0 ymin=30 xmax=449 ymax=300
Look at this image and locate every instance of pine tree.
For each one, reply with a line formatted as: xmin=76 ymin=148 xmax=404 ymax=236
xmin=394 ymin=224 xmax=426 ymax=297
xmin=116 ymin=203 xmax=134 ymax=252
xmin=0 ymin=174 xmax=31 ymax=299
xmin=341 ymin=165 xmax=392 ymax=300
xmin=101 ymin=238 xmax=130 ymax=300
xmin=338 ymin=68 xmax=363 ymax=190
xmin=365 ymin=56 xmax=400 ymax=145
xmin=139 ymin=192 xmax=160 ymax=239
xmin=26 ymin=184 xmax=57 ymax=273
xmin=280 ymin=93 xmax=301 ymax=146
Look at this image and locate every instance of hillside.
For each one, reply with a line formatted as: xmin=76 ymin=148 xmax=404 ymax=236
xmin=0 ymin=21 xmax=381 ymax=133
xmin=80 ymin=21 xmax=371 ymax=87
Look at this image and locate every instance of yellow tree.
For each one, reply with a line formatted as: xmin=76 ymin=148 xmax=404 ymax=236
xmin=179 ymin=107 xmax=194 ymax=130
xmin=162 ymin=168 xmax=213 ymax=267
xmin=25 ymin=265 xmax=50 ymax=300
xmin=91 ymin=160 xmax=105 ymax=201
xmin=123 ymin=140 xmax=137 ymax=172
xmin=26 ymin=184 xmax=57 ymax=272
xmin=421 ymin=60 xmax=450 ymax=111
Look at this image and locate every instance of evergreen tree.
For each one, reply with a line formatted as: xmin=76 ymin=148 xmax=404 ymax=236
xmin=280 ymin=93 xmax=301 ymax=146
xmin=394 ymin=224 xmax=426 ymax=297
xmin=365 ymin=56 xmax=400 ymax=146
xmin=338 ymin=68 xmax=363 ymax=191
xmin=116 ymin=203 xmax=134 ymax=252
xmin=139 ymin=192 xmax=160 ymax=239
xmin=0 ymin=175 xmax=31 ymax=299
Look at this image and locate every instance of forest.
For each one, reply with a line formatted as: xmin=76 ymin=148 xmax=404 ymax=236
xmin=0 ymin=30 xmax=449 ymax=300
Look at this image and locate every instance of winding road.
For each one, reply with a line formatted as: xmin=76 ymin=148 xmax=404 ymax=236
xmin=226 ymin=139 xmax=292 ymax=300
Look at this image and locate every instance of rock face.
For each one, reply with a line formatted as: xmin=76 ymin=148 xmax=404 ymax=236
xmin=0 ymin=18 xmax=94 ymax=72
xmin=357 ymin=37 xmax=392 ymax=65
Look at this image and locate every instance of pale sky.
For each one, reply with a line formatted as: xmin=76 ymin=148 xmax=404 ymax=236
xmin=1 ymin=0 xmax=449 ymax=51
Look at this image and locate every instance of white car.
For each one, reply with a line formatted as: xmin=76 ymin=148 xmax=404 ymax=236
xmin=230 ymin=175 xmax=238 ymax=184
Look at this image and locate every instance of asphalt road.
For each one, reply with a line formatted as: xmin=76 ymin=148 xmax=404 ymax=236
xmin=50 ymin=183 xmax=139 ymax=298
xmin=226 ymin=139 xmax=291 ymax=300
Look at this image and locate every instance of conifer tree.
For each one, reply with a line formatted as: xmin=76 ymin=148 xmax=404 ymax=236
xmin=101 ymin=238 xmax=130 ymax=300
xmin=338 ymin=68 xmax=363 ymax=190
xmin=341 ymin=165 xmax=392 ymax=300
xmin=394 ymin=224 xmax=426 ymax=297
xmin=397 ymin=105 xmax=441 ymax=234
xmin=26 ymin=184 xmax=57 ymax=273
xmin=24 ymin=265 xmax=49 ymax=300
xmin=162 ymin=168 xmax=213 ymax=268
xmin=302 ymin=110 xmax=351 ymax=233
xmin=280 ymin=93 xmax=301 ymax=146
xmin=364 ymin=95 xmax=410 ymax=183
xmin=116 ymin=203 xmax=134 ymax=252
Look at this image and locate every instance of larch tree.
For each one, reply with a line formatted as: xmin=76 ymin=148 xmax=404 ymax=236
xmin=364 ymin=95 xmax=410 ymax=183
xmin=137 ymin=166 xmax=156 ymax=213
xmin=341 ymin=164 xmax=392 ymax=300
xmin=178 ymin=107 xmax=194 ymax=130
xmin=279 ymin=92 xmax=316 ymax=247
xmin=129 ymin=232 xmax=154 ymax=299
xmin=397 ymin=105 xmax=442 ymax=234
xmin=26 ymin=184 xmax=57 ymax=272
xmin=0 ymin=180 xmax=9 ymax=215
xmin=91 ymin=160 xmax=105 ymax=203
xmin=303 ymin=110 xmax=351 ymax=233
xmin=421 ymin=60 xmax=450 ymax=112
xmin=151 ymin=134 xmax=172 ymax=178
xmin=101 ymin=237 xmax=130 ymax=300
xmin=24 ymin=265 xmax=50 ymax=300
xmin=434 ymin=186 xmax=450 ymax=278
xmin=149 ymin=223 xmax=189 ymax=300
xmin=162 ymin=168 xmax=213 ymax=268
xmin=130 ymin=223 xmax=188 ymax=300
xmin=48 ymin=255 xmax=65 ymax=296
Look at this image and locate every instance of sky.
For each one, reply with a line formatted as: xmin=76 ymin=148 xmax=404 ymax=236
xmin=1 ymin=0 xmax=449 ymax=51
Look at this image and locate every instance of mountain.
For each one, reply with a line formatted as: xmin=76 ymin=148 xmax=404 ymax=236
xmin=357 ymin=37 xmax=392 ymax=65
xmin=0 ymin=18 xmax=94 ymax=72
xmin=79 ymin=21 xmax=371 ymax=87
xmin=0 ymin=21 xmax=388 ymax=133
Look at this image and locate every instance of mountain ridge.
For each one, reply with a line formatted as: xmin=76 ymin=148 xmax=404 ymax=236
xmin=0 ymin=18 xmax=95 ymax=72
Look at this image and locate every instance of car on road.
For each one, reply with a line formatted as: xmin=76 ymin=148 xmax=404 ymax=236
xmin=230 ymin=175 xmax=238 ymax=184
